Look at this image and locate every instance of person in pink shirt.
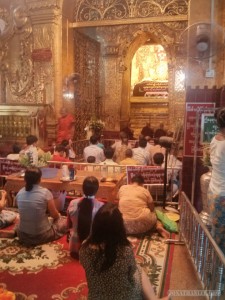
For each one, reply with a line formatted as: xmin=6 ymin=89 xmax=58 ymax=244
xmin=67 ymin=176 xmax=103 ymax=259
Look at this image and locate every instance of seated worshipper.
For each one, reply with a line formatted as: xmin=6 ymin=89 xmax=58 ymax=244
xmin=111 ymin=131 xmax=132 ymax=151
xmin=61 ymin=139 xmax=76 ymax=161
xmin=162 ymin=148 xmax=182 ymax=198
xmin=152 ymin=151 xmax=180 ymax=200
xmin=134 ymin=134 xmax=144 ymax=148
xmin=86 ymin=156 xmax=100 ymax=171
xmin=99 ymin=147 xmax=120 ymax=175
xmin=51 ymin=144 xmax=72 ymax=165
xmin=95 ymin=133 xmax=104 ymax=150
xmin=145 ymin=135 xmax=154 ymax=152
xmin=80 ymin=203 xmax=169 ymax=300
xmin=67 ymin=176 xmax=103 ymax=259
xmin=150 ymin=138 xmax=166 ymax=159
xmin=153 ymin=152 xmax=164 ymax=166
xmin=6 ymin=143 xmax=21 ymax=160
xmin=118 ymin=174 xmax=169 ymax=237
xmin=0 ymin=190 xmax=17 ymax=237
xmin=83 ymin=135 xmax=105 ymax=163
xmin=132 ymin=138 xmax=151 ymax=165
xmin=119 ymin=148 xmax=139 ymax=166
xmin=16 ymin=166 xmax=67 ymax=246
xmin=141 ymin=122 xmax=154 ymax=138
xmin=19 ymin=135 xmax=40 ymax=166
xmin=154 ymin=123 xmax=167 ymax=139
xmin=121 ymin=121 xmax=135 ymax=140
xmin=87 ymin=156 xmax=96 ymax=163
xmin=113 ymin=134 xmax=131 ymax=163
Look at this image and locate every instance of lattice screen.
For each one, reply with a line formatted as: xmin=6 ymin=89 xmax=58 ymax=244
xmin=73 ymin=31 xmax=101 ymax=140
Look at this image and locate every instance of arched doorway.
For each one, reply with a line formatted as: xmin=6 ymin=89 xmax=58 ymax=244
xmin=120 ymin=32 xmax=170 ymax=137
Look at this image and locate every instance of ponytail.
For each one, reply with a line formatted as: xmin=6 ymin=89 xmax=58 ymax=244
xmin=77 ymin=176 xmax=99 ymax=242
xmin=24 ymin=166 xmax=42 ymax=191
xmin=77 ymin=197 xmax=93 ymax=242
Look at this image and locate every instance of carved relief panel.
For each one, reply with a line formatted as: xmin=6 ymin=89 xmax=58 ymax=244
xmin=0 ymin=3 xmax=55 ymax=106
xmin=73 ymin=0 xmax=189 ymax=22
xmin=0 ymin=1 xmax=60 ymax=145
xmin=70 ymin=0 xmax=189 ymax=133
xmin=94 ymin=21 xmax=187 ymax=133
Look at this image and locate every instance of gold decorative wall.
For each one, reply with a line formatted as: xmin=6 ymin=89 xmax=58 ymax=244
xmin=69 ymin=0 xmax=189 ymax=135
xmin=0 ymin=0 xmax=191 ymax=144
xmin=83 ymin=21 xmax=186 ymax=133
xmin=0 ymin=0 xmax=62 ymax=146
xmin=73 ymin=31 xmax=100 ymax=140
xmin=72 ymin=0 xmax=188 ymax=22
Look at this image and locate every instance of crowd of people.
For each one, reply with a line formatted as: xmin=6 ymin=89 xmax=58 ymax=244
xmin=2 ymin=108 xmax=225 ymax=298
xmin=0 ymin=168 xmax=169 ymax=299
xmin=0 ymin=114 xmax=181 ymax=299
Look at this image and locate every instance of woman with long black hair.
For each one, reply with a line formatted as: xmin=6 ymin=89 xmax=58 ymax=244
xmin=67 ymin=176 xmax=103 ymax=259
xmin=79 ymin=203 xmax=169 ymax=300
xmin=16 ymin=166 xmax=66 ymax=246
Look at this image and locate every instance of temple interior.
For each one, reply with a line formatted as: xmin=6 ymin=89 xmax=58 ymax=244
xmin=1 ymin=0 xmax=225 ymax=298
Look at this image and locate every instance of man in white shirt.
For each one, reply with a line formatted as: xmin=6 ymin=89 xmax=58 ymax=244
xmin=132 ymin=139 xmax=151 ymax=165
xmin=19 ymin=135 xmax=39 ymax=165
xmin=83 ymin=135 xmax=105 ymax=163
xmin=99 ymin=147 xmax=120 ymax=175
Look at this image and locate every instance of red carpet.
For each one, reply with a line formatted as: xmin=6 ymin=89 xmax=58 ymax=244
xmin=0 ymin=232 xmax=173 ymax=299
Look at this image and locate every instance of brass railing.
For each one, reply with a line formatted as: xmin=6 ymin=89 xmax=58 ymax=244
xmin=179 ymin=192 xmax=225 ymax=300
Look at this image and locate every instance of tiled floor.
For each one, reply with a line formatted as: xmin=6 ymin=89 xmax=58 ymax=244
xmin=169 ymin=244 xmax=208 ymax=300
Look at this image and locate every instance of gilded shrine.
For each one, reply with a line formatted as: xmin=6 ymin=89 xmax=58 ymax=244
xmin=0 ymin=0 xmax=190 ymax=146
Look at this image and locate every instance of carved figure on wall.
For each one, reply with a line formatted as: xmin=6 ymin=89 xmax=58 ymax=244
xmin=0 ymin=4 xmax=53 ymax=106
xmin=0 ymin=4 xmax=34 ymax=104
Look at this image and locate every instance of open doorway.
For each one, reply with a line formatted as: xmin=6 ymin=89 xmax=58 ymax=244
xmin=121 ymin=37 xmax=170 ymax=138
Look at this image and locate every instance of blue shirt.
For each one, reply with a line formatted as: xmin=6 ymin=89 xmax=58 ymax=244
xmin=16 ymin=185 xmax=53 ymax=235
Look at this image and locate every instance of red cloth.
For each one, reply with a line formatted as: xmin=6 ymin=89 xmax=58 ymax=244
xmin=50 ymin=154 xmax=73 ymax=168
xmin=57 ymin=114 xmax=75 ymax=143
xmin=51 ymin=154 xmax=71 ymax=163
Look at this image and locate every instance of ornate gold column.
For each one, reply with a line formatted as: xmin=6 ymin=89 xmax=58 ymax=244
xmin=27 ymin=0 xmax=63 ymax=116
